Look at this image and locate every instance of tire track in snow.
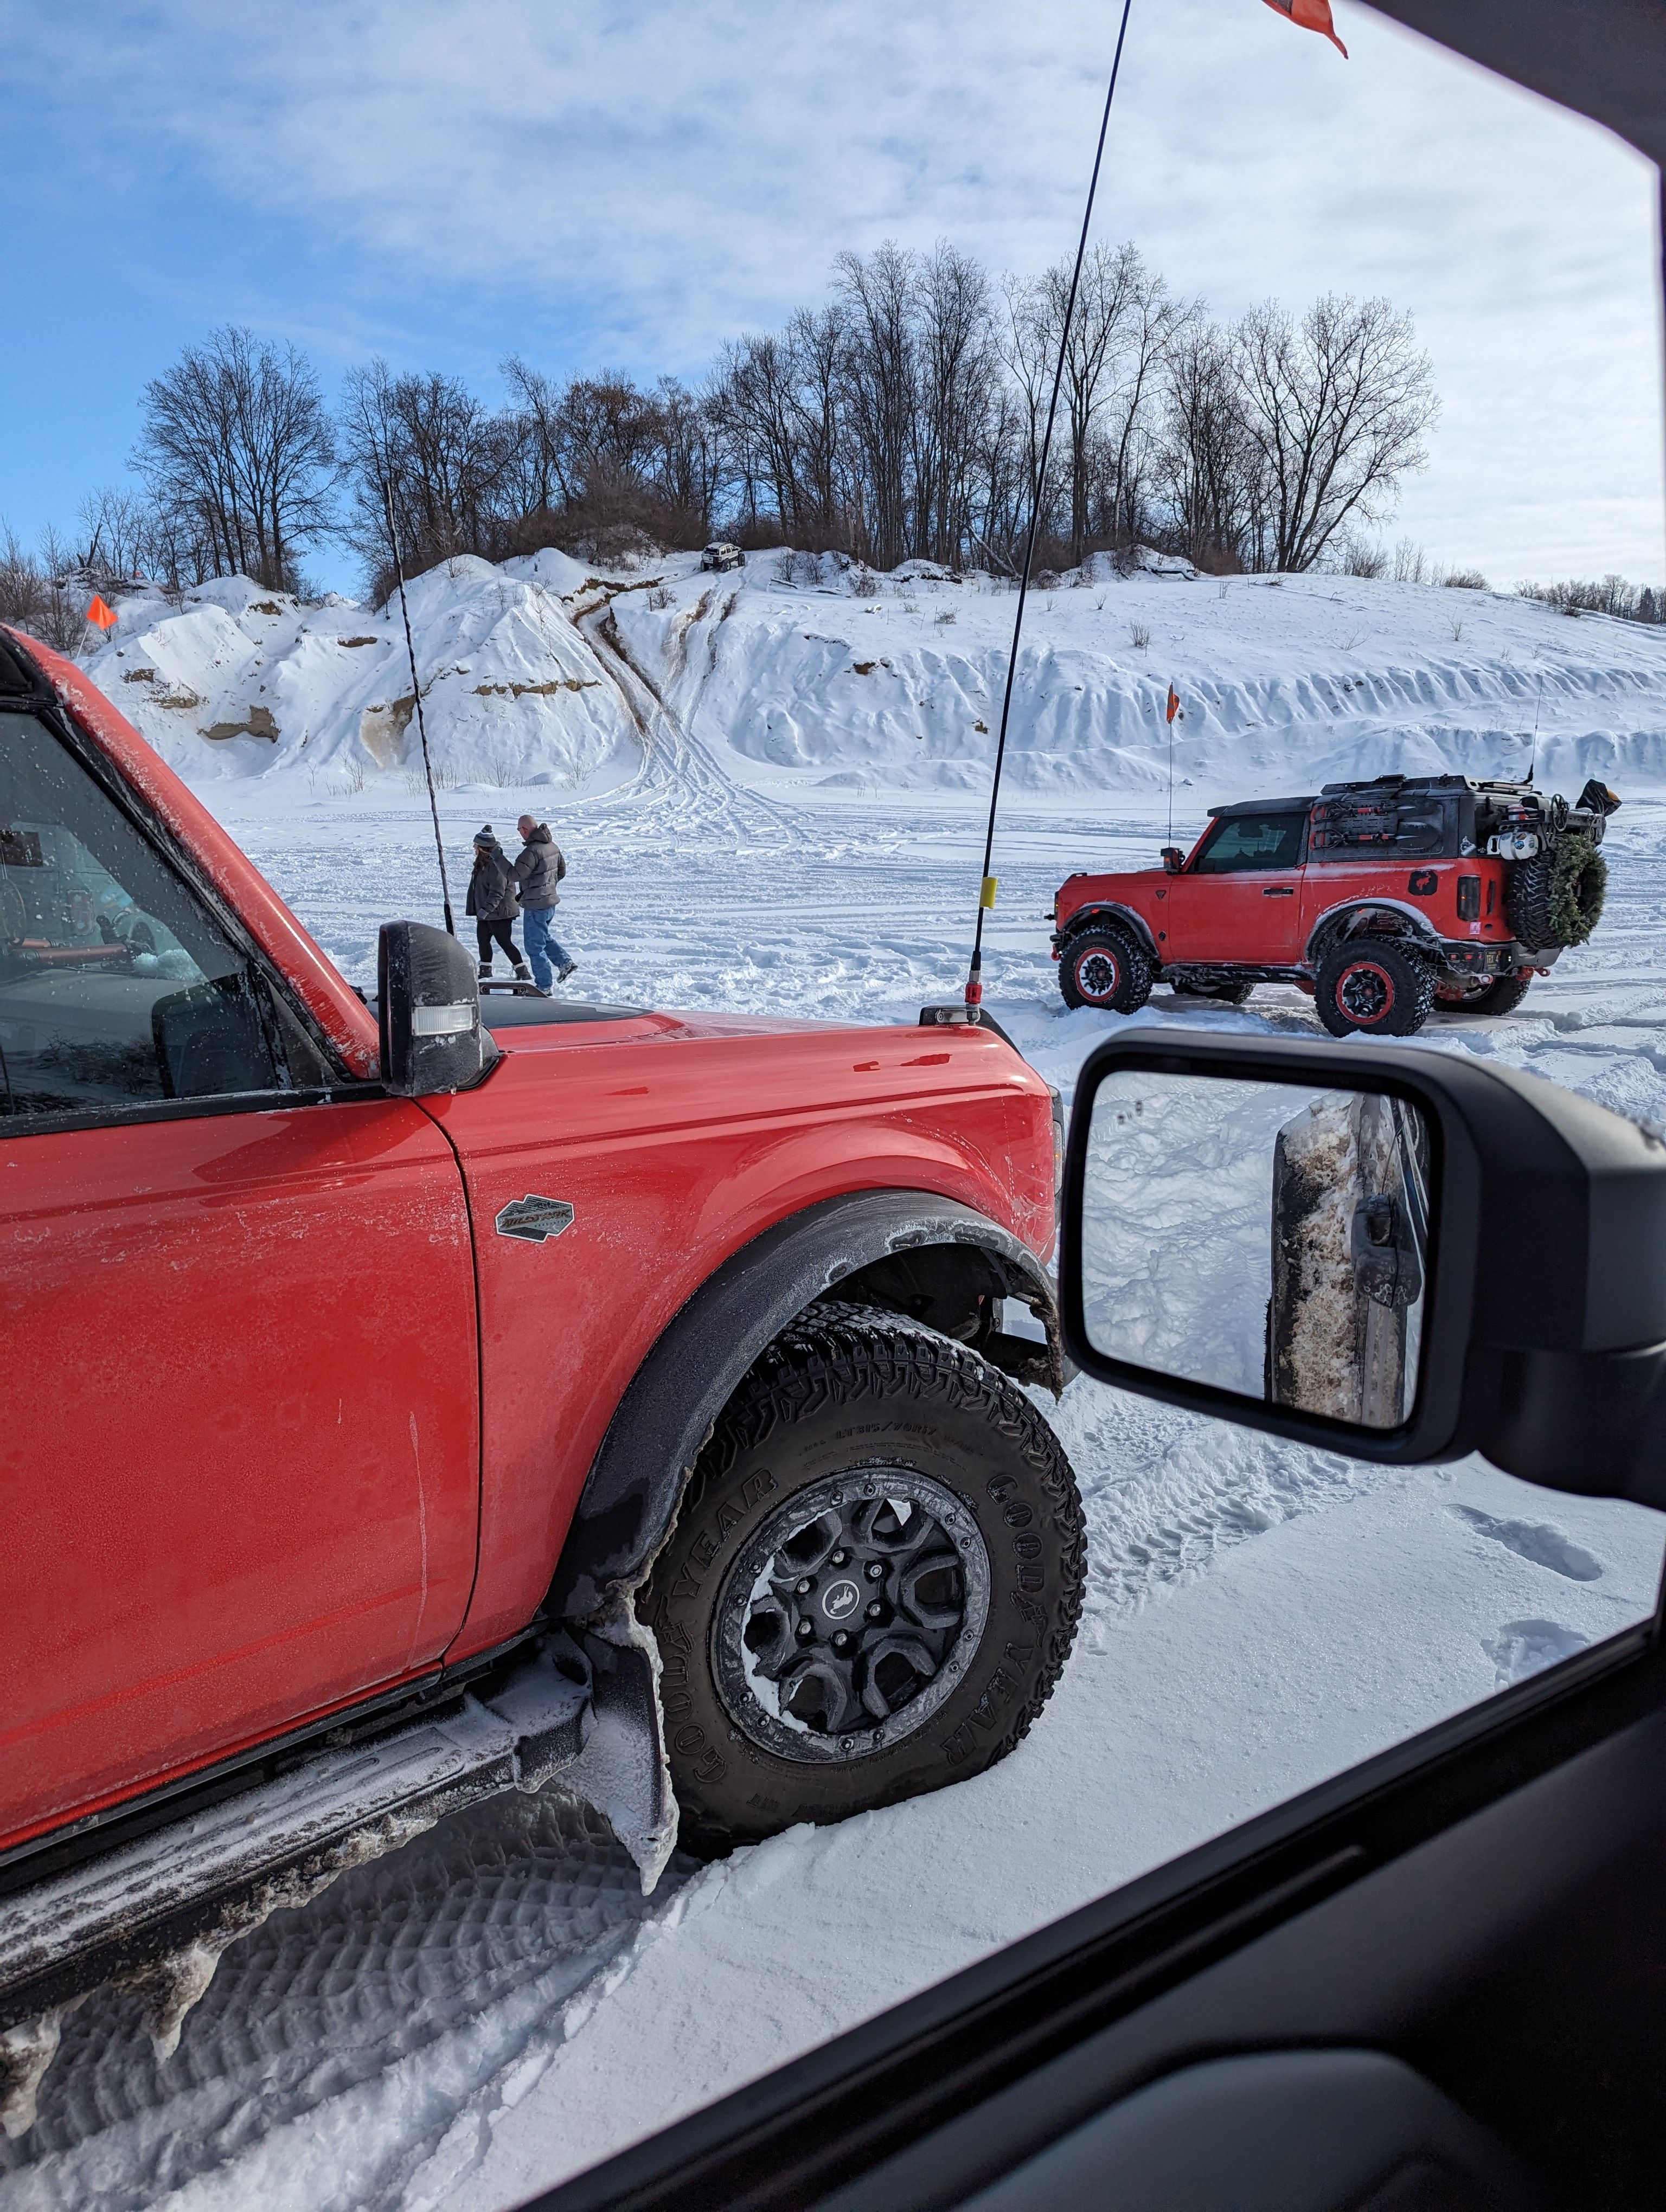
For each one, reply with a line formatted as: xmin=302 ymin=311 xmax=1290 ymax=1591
xmin=0 ymin=1801 xmax=699 ymax=2212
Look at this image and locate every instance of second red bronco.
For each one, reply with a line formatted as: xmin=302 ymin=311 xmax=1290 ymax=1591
xmin=1052 ymin=771 xmax=1620 ymax=1036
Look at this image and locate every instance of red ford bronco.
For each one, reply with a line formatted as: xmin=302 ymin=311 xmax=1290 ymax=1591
xmin=1052 ymin=773 xmax=1619 ymax=1036
xmin=0 ymin=626 xmax=1080 ymax=2108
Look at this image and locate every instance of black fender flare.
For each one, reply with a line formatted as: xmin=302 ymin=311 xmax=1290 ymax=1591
xmin=550 ymin=1189 xmax=1061 ymax=1625
xmin=1058 ymin=902 xmax=1159 ymax=961
xmin=1305 ymin=899 xmax=1445 ymax=970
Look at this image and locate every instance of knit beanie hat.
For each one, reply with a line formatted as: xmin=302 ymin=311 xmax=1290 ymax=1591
xmin=473 ymin=825 xmax=499 ymax=850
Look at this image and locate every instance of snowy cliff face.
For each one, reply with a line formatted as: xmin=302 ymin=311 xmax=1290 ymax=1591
xmin=79 ymin=546 xmax=1666 ymax=803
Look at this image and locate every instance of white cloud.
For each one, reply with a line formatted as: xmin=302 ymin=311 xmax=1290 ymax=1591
xmin=8 ymin=0 xmax=1662 ymax=578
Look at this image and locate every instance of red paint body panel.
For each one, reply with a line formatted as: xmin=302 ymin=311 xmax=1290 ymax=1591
xmin=2 ymin=645 xmax=1058 ymax=1851
xmin=431 ymin=1017 xmax=1052 ymax=1654
xmin=0 ymin=1098 xmax=479 ymax=1850
xmin=1056 ymin=850 xmax=1514 ymax=968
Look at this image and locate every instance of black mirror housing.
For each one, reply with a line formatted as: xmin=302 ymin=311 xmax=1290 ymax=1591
xmin=1060 ymin=1033 xmax=1666 ymax=1508
xmin=1161 ymin=847 xmax=1184 ymax=874
xmin=377 ymin=921 xmax=496 ymax=1097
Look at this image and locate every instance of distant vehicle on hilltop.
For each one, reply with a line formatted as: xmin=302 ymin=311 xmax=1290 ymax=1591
xmin=700 ymin=541 xmax=746 ymax=573
xmin=1051 ymin=773 xmax=1620 ymax=1036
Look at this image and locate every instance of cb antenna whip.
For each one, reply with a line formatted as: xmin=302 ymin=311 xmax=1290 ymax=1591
xmin=1527 ymin=665 xmax=1544 ymax=788
xmin=382 ymin=479 xmax=456 ymax=936
xmin=962 ymin=0 xmax=1136 ymax=1016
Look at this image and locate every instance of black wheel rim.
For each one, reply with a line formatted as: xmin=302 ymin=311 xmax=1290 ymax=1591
xmin=712 ymin=1467 xmax=991 ymax=1765
xmin=1075 ymin=948 xmax=1121 ymax=1002
xmin=1336 ymin=959 xmax=1393 ymax=1024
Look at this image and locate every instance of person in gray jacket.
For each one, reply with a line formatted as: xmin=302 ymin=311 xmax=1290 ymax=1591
xmin=466 ymin=827 xmax=530 ymax=982
xmin=513 ymin=815 xmax=577 ymax=991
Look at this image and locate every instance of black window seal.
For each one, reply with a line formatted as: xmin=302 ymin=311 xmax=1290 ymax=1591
xmin=0 ymin=691 xmax=363 ymax=1124
xmin=0 ymin=1080 xmax=389 ymax=1143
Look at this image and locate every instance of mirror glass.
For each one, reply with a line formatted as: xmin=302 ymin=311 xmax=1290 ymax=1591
xmin=1081 ymin=1072 xmax=1431 ymax=1429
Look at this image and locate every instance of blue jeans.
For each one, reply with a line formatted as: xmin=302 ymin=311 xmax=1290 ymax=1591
xmin=522 ymin=906 xmax=572 ymax=989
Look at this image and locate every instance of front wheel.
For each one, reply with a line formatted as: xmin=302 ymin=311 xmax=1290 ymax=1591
xmin=639 ymin=1303 xmax=1086 ymax=1853
xmin=1314 ymin=940 xmax=1436 ymax=1037
xmin=1434 ymin=972 xmax=1533 ymax=1017
xmin=1058 ymin=927 xmax=1154 ymax=1013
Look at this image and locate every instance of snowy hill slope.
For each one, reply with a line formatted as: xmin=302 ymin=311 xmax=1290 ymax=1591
xmin=80 ymin=546 xmax=1666 ymax=807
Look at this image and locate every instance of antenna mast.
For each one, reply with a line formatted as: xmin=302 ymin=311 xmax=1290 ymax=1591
xmin=382 ymin=481 xmax=456 ymax=936
xmin=962 ymin=0 xmax=1136 ymax=1015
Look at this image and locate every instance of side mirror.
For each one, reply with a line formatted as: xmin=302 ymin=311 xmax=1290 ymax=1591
xmin=1060 ymin=1034 xmax=1666 ymax=1506
xmin=1161 ymin=847 xmax=1184 ymax=874
xmin=377 ymin=921 xmax=496 ymax=1097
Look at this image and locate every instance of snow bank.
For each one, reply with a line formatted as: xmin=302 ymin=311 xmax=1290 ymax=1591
xmin=79 ymin=548 xmax=1666 ymax=807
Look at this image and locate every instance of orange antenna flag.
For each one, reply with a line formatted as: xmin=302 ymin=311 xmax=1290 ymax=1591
xmin=1261 ymin=0 xmax=1349 ymax=57
xmin=86 ymin=595 xmax=118 ymax=631
xmin=1166 ymin=684 xmax=1181 ymax=724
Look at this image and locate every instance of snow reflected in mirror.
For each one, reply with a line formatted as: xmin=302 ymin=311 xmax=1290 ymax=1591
xmin=1081 ymin=1072 xmax=1432 ymax=1428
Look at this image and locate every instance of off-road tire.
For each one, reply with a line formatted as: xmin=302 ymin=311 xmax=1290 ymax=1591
xmin=639 ymin=1302 xmax=1085 ymax=1854
xmin=1314 ymin=940 xmax=1436 ymax=1038
xmin=1507 ymin=836 xmax=1606 ymax=950
xmin=1059 ymin=926 xmax=1154 ymax=1014
xmin=1171 ymin=978 xmax=1255 ymax=1006
xmin=1434 ymin=972 xmax=1533 ymax=1017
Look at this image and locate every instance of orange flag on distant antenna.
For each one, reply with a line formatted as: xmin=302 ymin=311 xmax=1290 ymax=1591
xmin=1166 ymin=685 xmax=1181 ymax=724
xmin=86 ymin=595 xmax=118 ymax=631
xmin=1261 ymin=0 xmax=1348 ymax=57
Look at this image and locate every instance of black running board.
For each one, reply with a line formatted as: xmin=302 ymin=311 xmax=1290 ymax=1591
xmin=0 ymin=1641 xmax=592 ymax=2137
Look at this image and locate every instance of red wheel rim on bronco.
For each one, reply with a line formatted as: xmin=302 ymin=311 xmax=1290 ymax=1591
xmin=1072 ymin=943 xmax=1124 ymax=1004
xmin=1334 ymin=957 xmax=1395 ymax=1026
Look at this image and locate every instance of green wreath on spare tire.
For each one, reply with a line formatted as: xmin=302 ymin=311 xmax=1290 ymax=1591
xmin=1506 ymin=834 xmax=1607 ymax=950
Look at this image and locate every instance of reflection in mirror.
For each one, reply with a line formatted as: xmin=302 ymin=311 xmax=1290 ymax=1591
xmin=1081 ymin=1073 xmax=1431 ymax=1430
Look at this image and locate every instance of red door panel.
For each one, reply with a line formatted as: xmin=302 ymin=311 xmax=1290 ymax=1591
xmin=1162 ymin=870 xmax=1306 ymax=963
xmin=0 ymin=1097 xmax=479 ymax=1848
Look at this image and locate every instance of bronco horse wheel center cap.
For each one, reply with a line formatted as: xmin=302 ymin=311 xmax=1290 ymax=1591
xmin=822 ymin=1578 xmax=861 ymax=1622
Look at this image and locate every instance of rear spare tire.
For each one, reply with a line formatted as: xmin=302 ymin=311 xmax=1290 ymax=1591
xmin=639 ymin=1303 xmax=1085 ymax=1853
xmin=1059 ymin=926 xmax=1154 ymax=1014
xmin=1315 ymin=940 xmax=1436 ymax=1038
xmin=1507 ymin=835 xmax=1606 ymax=950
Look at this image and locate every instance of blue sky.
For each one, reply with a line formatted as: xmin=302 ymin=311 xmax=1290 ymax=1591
xmin=3 ymin=0 xmax=1661 ymax=597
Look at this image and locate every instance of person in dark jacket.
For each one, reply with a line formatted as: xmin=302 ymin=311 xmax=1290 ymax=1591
xmin=513 ymin=816 xmax=576 ymax=991
xmin=466 ymin=827 xmax=530 ymax=982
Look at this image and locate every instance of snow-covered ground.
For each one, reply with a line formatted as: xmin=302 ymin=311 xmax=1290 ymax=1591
xmin=6 ymin=555 xmax=1666 ymax=2212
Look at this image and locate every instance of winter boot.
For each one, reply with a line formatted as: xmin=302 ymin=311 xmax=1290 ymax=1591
xmin=558 ymin=960 xmax=579 ymax=983
xmin=513 ymin=960 xmax=532 ymax=982
xmin=477 ymin=960 xmax=492 ymax=981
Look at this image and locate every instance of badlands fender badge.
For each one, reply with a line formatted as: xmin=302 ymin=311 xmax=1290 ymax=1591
xmin=495 ymin=1195 xmax=576 ymax=1244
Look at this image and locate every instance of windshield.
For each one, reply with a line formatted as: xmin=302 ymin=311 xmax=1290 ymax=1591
xmin=3 ymin=2 xmax=1664 ymax=2204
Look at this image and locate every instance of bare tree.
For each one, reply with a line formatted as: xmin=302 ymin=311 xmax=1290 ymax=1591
xmin=713 ymin=330 xmax=808 ymax=534
xmin=76 ymin=486 xmax=157 ymax=586
xmin=999 ymin=269 xmax=1063 ymax=552
xmin=1155 ymin=318 xmax=1260 ymax=571
xmin=911 ymin=242 xmax=1001 ymax=568
xmin=339 ymin=361 xmax=517 ymax=590
xmin=134 ymin=326 xmax=335 ymax=592
xmin=0 ymin=524 xmax=93 ymax=653
xmin=837 ymin=243 xmax=919 ymax=570
xmin=1233 ymin=295 xmax=1437 ymax=573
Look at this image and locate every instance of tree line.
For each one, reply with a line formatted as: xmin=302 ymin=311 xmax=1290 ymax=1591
xmin=11 ymin=239 xmax=1448 ymax=619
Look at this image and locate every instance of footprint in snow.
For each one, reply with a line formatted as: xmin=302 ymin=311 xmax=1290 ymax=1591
xmin=1483 ymin=1619 xmax=1590 ymax=1688
xmin=1450 ymin=1504 xmax=1604 ymax=1581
